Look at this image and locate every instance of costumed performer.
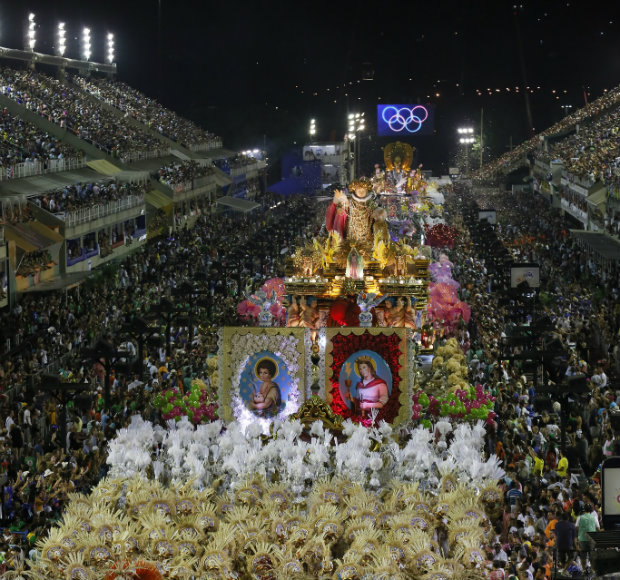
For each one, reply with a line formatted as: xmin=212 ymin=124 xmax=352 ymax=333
xmin=325 ymin=189 xmax=349 ymax=239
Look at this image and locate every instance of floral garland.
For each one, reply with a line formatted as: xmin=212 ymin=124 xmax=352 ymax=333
xmin=106 ymin=416 xmax=504 ymax=492
xmin=425 ymin=223 xmax=458 ymax=248
xmin=153 ymin=378 xmax=218 ymax=424
xmin=412 ymin=384 xmax=496 ymax=423
xmin=218 ymin=328 xmax=305 ymax=426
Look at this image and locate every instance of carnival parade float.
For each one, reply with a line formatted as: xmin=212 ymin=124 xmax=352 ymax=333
xmin=27 ymin=144 xmax=501 ymax=580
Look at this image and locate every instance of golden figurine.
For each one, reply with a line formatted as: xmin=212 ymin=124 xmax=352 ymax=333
xmin=383 ymin=141 xmax=414 ymax=173
xmin=346 ymin=178 xmax=375 ymax=245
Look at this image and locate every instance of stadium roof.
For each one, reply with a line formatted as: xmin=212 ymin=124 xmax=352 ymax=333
xmin=216 ymin=196 xmax=259 ymax=213
xmin=4 ymin=221 xmax=63 ymax=252
xmin=146 ymin=190 xmax=173 ymax=209
xmin=199 ymin=147 xmax=237 ymax=160
xmin=570 ymin=230 xmax=620 ymax=263
xmin=0 ymin=166 xmax=149 ymax=197
xmin=586 ymin=184 xmax=607 ymax=209
xmin=21 ymin=271 xmax=93 ymax=293
xmin=213 ymin=170 xmax=233 ymax=187
xmin=123 ymin=156 xmax=178 ymax=172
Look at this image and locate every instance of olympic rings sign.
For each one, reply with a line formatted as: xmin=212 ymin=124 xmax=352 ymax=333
xmin=380 ymin=105 xmax=429 ymax=134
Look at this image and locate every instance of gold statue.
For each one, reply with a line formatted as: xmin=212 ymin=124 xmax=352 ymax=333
xmin=324 ymin=231 xmax=341 ymax=265
xmin=346 ymin=178 xmax=374 ymax=244
xmin=393 ymin=240 xmax=416 ymax=276
xmin=384 ymin=141 xmax=414 ymax=173
xmin=373 ymin=239 xmax=390 ymax=269
xmin=372 ymin=207 xmax=389 ymax=246
xmin=312 ymin=237 xmax=327 ymax=270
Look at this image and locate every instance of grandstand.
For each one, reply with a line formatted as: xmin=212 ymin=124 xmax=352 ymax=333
xmin=475 ymin=85 xmax=620 ymax=241
xmin=0 ymin=51 xmax=266 ymax=302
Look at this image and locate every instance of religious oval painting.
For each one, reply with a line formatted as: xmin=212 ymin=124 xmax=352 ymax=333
xmin=239 ymin=350 xmax=292 ymax=417
xmin=339 ymin=349 xmax=393 ymax=418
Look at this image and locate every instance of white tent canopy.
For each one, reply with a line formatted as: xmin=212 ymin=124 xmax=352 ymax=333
xmin=216 ymin=196 xmax=260 ymax=213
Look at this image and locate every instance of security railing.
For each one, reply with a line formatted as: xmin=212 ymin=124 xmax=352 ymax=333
xmin=61 ymin=194 xmax=145 ymax=227
xmin=0 ymin=156 xmax=87 ymax=181
xmin=118 ymin=147 xmax=171 ymax=164
xmin=187 ymin=139 xmax=223 ymax=152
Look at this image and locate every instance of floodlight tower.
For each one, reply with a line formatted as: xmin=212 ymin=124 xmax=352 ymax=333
xmin=82 ymin=27 xmax=91 ymax=61
xmin=309 ymin=118 xmax=317 ymax=141
xmin=57 ymin=23 xmax=67 ymax=57
xmin=26 ymin=13 xmax=36 ymax=52
xmin=457 ymin=127 xmax=475 ymax=176
xmin=347 ymin=112 xmax=365 ymax=180
xmin=107 ymin=33 xmax=115 ymax=63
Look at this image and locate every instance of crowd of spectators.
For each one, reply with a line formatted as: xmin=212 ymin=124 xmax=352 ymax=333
xmin=1 ymin=86 xmax=620 ymax=574
xmin=542 ymin=102 xmax=620 ymax=184
xmin=0 ymin=192 xmax=321 ymax=385
xmin=157 ymin=160 xmax=214 ymax=188
xmin=1 ymin=177 xmax=619 ymax=575
xmin=0 ymin=203 xmax=33 ymax=226
xmin=558 ymin=188 xmax=588 ymax=215
xmin=0 ymin=190 xmax=323 ymax=566
xmin=474 ymin=85 xmax=620 ymax=182
xmin=445 ymin=182 xmax=620 ymax=578
xmin=495 ymin=190 xmax=620 ymax=376
xmin=31 ymin=179 xmax=149 ymax=216
xmin=0 ymin=66 xmax=169 ymax=162
xmin=15 ymin=251 xmax=53 ymax=278
xmin=72 ymin=76 xmax=221 ymax=150
xmin=0 ymin=107 xmax=80 ymax=173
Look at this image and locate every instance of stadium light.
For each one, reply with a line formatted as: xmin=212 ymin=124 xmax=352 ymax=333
xmin=347 ymin=112 xmax=365 ymax=179
xmin=82 ymin=27 xmax=91 ymax=61
xmin=457 ymin=126 xmax=475 ymax=176
xmin=309 ymin=118 xmax=316 ymax=137
xmin=57 ymin=22 xmax=66 ymax=57
xmin=26 ymin=13 xmax=36 ymax=51
xmin=107 ymin=32 xmax=115 ymax=63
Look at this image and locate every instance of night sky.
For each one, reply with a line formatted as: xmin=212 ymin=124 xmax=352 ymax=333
xmin=4 ymin=1 xmax=620 ymax=173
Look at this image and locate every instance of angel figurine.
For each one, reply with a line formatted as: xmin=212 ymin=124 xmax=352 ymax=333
xmin=357 ymin=291 xmax=387 ymax=327
xmin=357 ymin=291 xmax=386 ymax=313
xmin=246 ymin=290 xmax=278 ymax=327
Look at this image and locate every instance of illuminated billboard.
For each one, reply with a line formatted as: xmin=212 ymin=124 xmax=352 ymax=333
xmin=478 ymin=210 xmax=497 ymax=224
xmin=377 ymin=104 xmax=435 ymax=137
xmin=510 ymin=263 xmax=540 ymax=289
